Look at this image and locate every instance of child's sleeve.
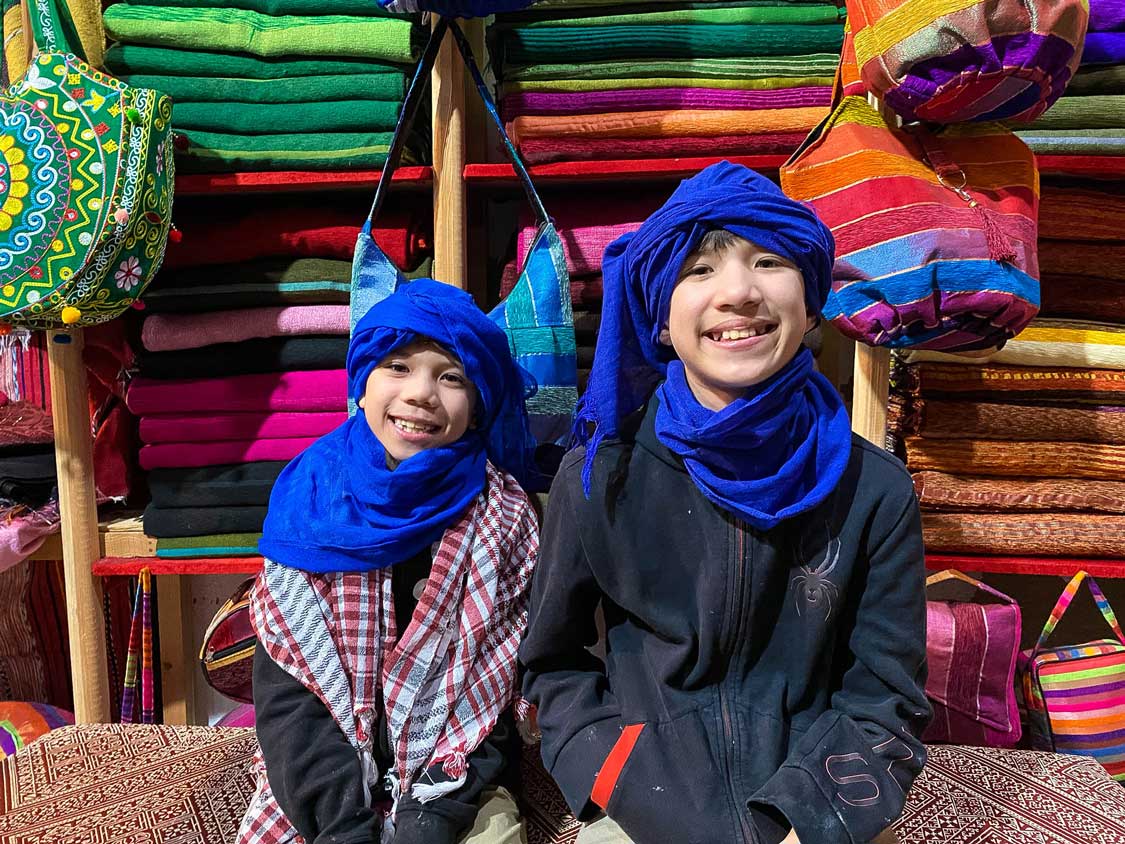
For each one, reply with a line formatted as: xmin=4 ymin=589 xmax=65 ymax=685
xmin=253 ymin=645 xmax=382 ymax=844
xmin=748 ymin=489 xmax=932 ymax=844
xmin=519 ymin=472 xmax=624 ymax=822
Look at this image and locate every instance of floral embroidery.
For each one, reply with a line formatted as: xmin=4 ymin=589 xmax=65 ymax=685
xmin=115 ymin=256 xmax=142 ymax=291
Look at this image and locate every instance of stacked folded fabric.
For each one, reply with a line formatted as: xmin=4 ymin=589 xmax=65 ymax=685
xmin=1016 ymin=0 xmax=1125 ymax=155
xmin=490 ymin=3 xmax=841 ymax=163
xmin=102 ymin=0 xmax=422 ymax=172
xmin=128 ymin=196 xmax=432 ymax=555
xmin=0 ymin=399 xmax=58 ymax=571
xmin=889 ymin=179 xmax=1125 ymax=561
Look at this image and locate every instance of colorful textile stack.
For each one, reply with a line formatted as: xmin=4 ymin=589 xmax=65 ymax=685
xmin=890 ymin=178 xmax=1125 ymax=562
xmin=1016 ymin=0 xmax=1125 ymax=156
xmin=102 ymin=0 xmax=422 ymax=172
xmin=490 ymin=3 xmax=841 ymax=163
xmin=128 ymin=195 xmax=432 ymax=556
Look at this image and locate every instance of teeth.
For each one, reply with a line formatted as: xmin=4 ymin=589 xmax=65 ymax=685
xmin=393 ymin=418 xmax=435 ymax=434
xmin=718 ymin=328 xmax=758 ymax=341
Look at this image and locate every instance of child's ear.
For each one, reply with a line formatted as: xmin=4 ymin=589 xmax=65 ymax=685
xmin=358 ymin=397 xmax=366 ymax=409
xmin=805 ymin=313 xmax=819 ymax=334
xmin=658 ymin=327 xmax=672 ymax=346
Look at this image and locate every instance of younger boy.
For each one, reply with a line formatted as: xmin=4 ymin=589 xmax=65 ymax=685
xmin=521 ymin=162 xmax=931 ymax=844
xmin=240 ymin=279 xmax=539 ymax=844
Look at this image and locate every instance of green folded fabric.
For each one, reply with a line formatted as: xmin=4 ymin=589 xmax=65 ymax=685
xmin=105 ymin=43 xmax=400 ymax=78
xmin=505 ymin=55 xmax=841 ymax=82
xmin=1066 ymin=66 xmax=1125 ymax=97
xmin=1026 ymin=95 xmax=1125 ymax=130
xmin=511 ymin=6 xmax=843 ymax=27
xmin=103 ymin=5 xmax=416 ymax=63
xmin=175 ymin=128 xmax=401 ymax=171
xmin=172 ymin=99 xmax=402 ymax=134
xmin=126 ymin=72 xmax=404 ymax=103
xmin=503 ymin=75 xmax=837 ymax=93
xmin=116 ymin=0 xmax=396 ymax=14
xmin=156 ymin=533 xmax=263 ymax=558
xmin=1015 ymin=128 xmax=1125 ymax=155
xmin=503 ymin=24 xmax=845 ymax=65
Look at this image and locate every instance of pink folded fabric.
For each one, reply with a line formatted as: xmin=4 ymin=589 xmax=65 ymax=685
xmin=139 ymin=411 xmax=348 ymax=444
xmin=520 ymin=221 xmax=641 ymax=276
xmin=126 ymin=370 xmax=347 ymax=415
xmin=141 ymin=305 xmax=351 ymax=352
xmin=139 ymin=438 xmax=320 ymax=470
xmin=500 ymin=86 xmax=832 ymax=120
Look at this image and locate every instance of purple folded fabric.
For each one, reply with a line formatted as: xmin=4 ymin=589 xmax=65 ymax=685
xmin=1082 ymin=32 xmax=1125 ymax=64
xmin=141 ymin=305 xmax=350 ymax=352
xmin=500 ymin=86 xmax=832 ymax=121
xmin=1091 ymin=0 xmax=1125 ymax=32
xmin=139 ymin=438 xmax=320 ymax=470
xmin=139 ymin=411 xmax=348 ymax=444
xmin=126 ymin=370 xmax=347 ymax=415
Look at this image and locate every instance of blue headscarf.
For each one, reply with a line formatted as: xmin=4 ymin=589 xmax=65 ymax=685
xmin=260 ymin=278 xmax=537 ymax=573
xmin=575 ymin=161 xmax=852 ymax=530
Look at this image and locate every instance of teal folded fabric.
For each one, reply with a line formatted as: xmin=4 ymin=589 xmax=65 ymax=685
xmin=104 ymin=43 xmax=400 ymax=78
xmin=1015 ymin=128 xmax=1125 ymax=154
xmin=126 ymin=72 xmax=404 ymax=103
xmin=172 ymin=99 xmax=402 ymax=133
xmin=103 ymin=5 xmax=417 ymax=63
xmin=175 ymin=129 xmax=402 ymax=172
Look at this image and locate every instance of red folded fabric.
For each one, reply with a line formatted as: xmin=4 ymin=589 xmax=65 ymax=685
xmin=499 ymin=260 xmax=603 ymax=308
xmin=163 ymin=199 xmax=430 ymax=271
xmin=126 ymin=370 xmax=347 ymax=415
xmin=139 ymin=438 xmax=319 ymax=470
xmin=139 ymin=411 xmax=348 ymax=444
xmin=517 ymin=131 xmax=809 ymax=164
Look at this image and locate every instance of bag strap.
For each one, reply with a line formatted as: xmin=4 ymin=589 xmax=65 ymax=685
xmin=25 ymin=0 xmax=67 ymax=54
xmin=925 ymin=569 xmax=1016 ymax=605
xmin=1034 ymin=571 xmax=1125 ymax=656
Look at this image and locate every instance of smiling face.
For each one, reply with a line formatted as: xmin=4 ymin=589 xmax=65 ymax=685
xmin=358 ymin=339 xmax=477 ymax=468
xmin=666 ymin=232 xmax=816 ymax=410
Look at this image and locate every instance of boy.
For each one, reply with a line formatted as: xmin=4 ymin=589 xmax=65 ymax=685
xmin=239 ymin=279 xmax=539 ymax=844
xmin=520 ymin=162 xmax=930 ymax=844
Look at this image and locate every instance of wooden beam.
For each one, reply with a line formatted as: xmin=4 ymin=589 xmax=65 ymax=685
xmin=431 ymin=17 xmax=467 ymax=289
xmin=157 ymin=575 xmax=196 ymax=726
xmin=851 ymin=344 xmax=891 ymax=448
xmin=47 ymin=329 xmax=110 ymax=723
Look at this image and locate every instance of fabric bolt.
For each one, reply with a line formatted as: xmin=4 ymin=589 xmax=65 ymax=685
xmin=1041 ymin=275 xmax=1125 ymax=323
xmin=156 ymin=534 xmax=263 ymax=558
xmin=500 ymin=86 xmax=832 ymax=119
xmin=171 ymin=99 xmax=403 ymax=135
xmin=114 ymin=0 xmax=397 ymax=14
xmin=517 ymin=131 xmax=812 ymax=163
xmin=903 ymin=363 xmax=1125 ymax=404
xmin=507 ymin=107 xmax=828 ymax=142
xmin=895 ymin=399 xmax=1125 ymax=444
xmin=142 ymin=306 xmax=350 ymax=352
xmin=1039 ymin=185 xmax=1125 ymax=240
xmin=1091 ymin=0 xmax=1125 ymax=31
xmin=0 ymin=401 xmax=53 ymax=447
xmin=1029 ymin=95 xmax=1125 ymax=129
xmin=158 ymin=257 xmax=352 ymax=287
xmin=913 ymin=472 xmax=1125 ymax=514
xmin=141 ymin=411 xmax=346 ymax=445
xmin=143 ymin=259 xmax=353 ymax=313
xmin=1040 ymin=241 xmax=1125 ymax=280
xmin=143 ymin=504 xmax=268 ymax=538
xmin=102 ymin=6 xmax=416 ymax=63
xmin=126 ymin=370 xmax=347 ymax=415
xmin=503 ymin=74 xmax=838 ymax=94
xmin=124 ymin=72 xmax=406 ymax=104
xmin=903 ymin=437 xmax=1125 ymax=482
xmin=1081 ymin=32 xmax=1125 ymax=65
xmin=900 ymin=321 xmax=1125 ymax=372
xmin=136 ymin=336 xmax=349 ymax=380
xmin=509 ymin=5 xmax=844 ymax=27
xmin=140 ymin=438 xmax=318 ymax=470
xmin=147 ymin=462 xmax=288 ymax=507
xmin=1066 ymin=65 xmax=1125 ymax=95
xmin=174 ymin=129 xmax=400 ymax=173
xmin=503 ymin=55 xmax=841 ymax=84
xmin=1016 ymin=128 xmax=1125 ymax=155
xmin=104 ymin=43 xmax=402 ymax=78
xmin=922 ymin=512 xmax=1125 ymax=558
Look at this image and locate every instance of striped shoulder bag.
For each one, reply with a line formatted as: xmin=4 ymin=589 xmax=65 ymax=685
xmin=1019 ymin=571 xmax=1125 ymax=782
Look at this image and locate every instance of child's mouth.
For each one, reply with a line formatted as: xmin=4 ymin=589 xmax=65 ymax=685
xmin=704 ymin=324 xmax=777 ymax=345
xmin=391 ymin=416 xmax=440 ymax=439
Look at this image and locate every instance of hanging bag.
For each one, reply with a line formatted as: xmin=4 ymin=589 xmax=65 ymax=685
xmin=199 ymin=578 xmax=256 ymax=705
xmin=0 ymin=0 xmax=174 ymax=330
xmin=846 ymin=0 xmax=1088 ymax=124
xmin=779 ymin=54 xmax=1040 ymax=353
xmin=923 ymin=569 xmax=1021 ymax=748
xmin=1019 ymin=571 xmax=1125 ymax=782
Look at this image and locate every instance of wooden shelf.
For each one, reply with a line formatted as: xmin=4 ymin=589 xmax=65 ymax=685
xmin=92 ymin=557 xmax=263 ymax=576
xmin=463 ymin=155 xmax=789 ymax=186
xmin=28 ymin=517 xmax=156 ymax=562
xmin=926 ymin=554 xmax=1125 ymax=579
xmin=175 ymin=166 xmax=432 ymax=196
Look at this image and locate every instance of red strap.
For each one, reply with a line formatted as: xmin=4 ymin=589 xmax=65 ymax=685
xmin=591 ymin=724 xmax=645 ymax=810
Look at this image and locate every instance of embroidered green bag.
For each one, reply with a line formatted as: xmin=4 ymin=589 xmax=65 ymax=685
xmin=0 ymin=0 xmax=174 ymax=330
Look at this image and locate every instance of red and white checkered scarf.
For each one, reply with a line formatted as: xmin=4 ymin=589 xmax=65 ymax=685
xmin=238 ymin=463 xmax=538 ymax=844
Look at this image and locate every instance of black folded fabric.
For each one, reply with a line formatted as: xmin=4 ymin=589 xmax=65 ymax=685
xmin=0 ymin=446 xmax=58 ymax=508
xmin=141 ymin=258 xmax=353 ymax=313
xmin=137 ymin=336 xmax=349 ymax=379
xmin=147 ymin=461 xmax=287 ymax=508
xmin=143 ymin=503 xmax=269 ymax=537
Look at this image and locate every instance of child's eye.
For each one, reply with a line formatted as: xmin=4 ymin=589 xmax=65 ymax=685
xmin=681 ymin=263 xmax=712 ymax=279
xmin=384 ymin=361 xmax=409 ymax=374
xmin=441 ymin=372 xmax=467 ymax=386
xmin=757 ymin=257 xmax=786 ymax=269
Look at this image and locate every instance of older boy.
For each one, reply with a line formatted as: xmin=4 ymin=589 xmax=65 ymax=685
xmin=520 ymin=162 xmax=930 ymax=844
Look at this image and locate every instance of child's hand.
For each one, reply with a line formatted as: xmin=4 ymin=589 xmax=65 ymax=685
xmin=781 ymin=830 xmax=802 ymax=844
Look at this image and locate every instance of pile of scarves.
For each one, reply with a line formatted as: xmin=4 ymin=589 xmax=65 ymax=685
xmin=1016 ymin=0 xmax=1125 ymax=156
xmin=889 ymin=178 xmax=1125 ymax=562
xmin=101 ymin=0 xmax=423 ymax=172
xmin=127 ymin=195 xmax=433 ymax=557
xmin=489 ymin=1 xmax=841 ymax=164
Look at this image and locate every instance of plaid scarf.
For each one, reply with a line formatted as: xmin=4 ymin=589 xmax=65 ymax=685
xmin=237 ymin=462 xmax=538 ymax=844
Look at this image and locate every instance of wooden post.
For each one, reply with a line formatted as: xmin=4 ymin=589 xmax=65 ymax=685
xmin=157 ymin=575 xmax=196 ymax=725
xmin=431 ymin=17 xmax=468 ymax=289
xmin=851 ymin=343 xmax=891 ymax=448
xmin=47 ymin=328 xmax=110 ymax=723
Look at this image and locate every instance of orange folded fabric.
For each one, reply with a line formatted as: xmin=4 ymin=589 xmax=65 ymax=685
xmin=507 ymin=106 xmax=827 ymax=141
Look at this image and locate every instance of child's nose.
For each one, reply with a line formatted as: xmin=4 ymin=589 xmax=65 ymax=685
xmin=401 ymin=375 xmax=439 ymax=405
xmin=713 ymin=264 xmax=762 ymax=308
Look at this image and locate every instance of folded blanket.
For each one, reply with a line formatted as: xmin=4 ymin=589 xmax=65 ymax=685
xmin=901 ymin=320 xmax=1125 ymax=372
xmin=1080 ymin=32 xmax=1125 ymax=65
xmin=148 ymin=461 xmax=287 ymax=507
xmin=504 ymin=55 xmax=841 ymax=84
xmin=510 ymin=5 xmax=844 ymax=27
xmin=508 ymin=107 xmax=827 ymax=141
xmin=126 ymin=370 xmax=347 ymax=415
xmin=1066 ymin=65 xmax=1125 ymax=96
xmin=1039 ymin=184 xmax=1125 ymax=240
xmin=124 ymin=72 xmax=405 ymax=104
xmin=140 ymin=437 xmax=319 ymax=470
xmin=903 ymin=437 xmax=1125 ymax=481
xmin=501 ymin=86 xmax=831 ymax=119
xmin=142 ymin=503 xmax=268 ymax=538
xmin=1091 ymin=0 xmax=1125 ymax=32
xmin=893 ymin=399 xmax=1125 ymax=444
xmin=102 ymin=6 xmax=416 ymax=63
xmin=156 ymin=533 xmax=263 ymax=558
xmin=141 ymin=411 xmax=346 ymax=444
xmin=171 ymin=99 xmax=403 ymax=135
xmin=502 ymin=24 xmax=845 ymax=64
xmin=162 ymin=202 xmax=426 ymax=271
xmin=0 ymin=447 xmax=57 ymax=509
xmin=105 ymin=44 xmax=399 ymax=78
xmin=504 ymin=75 xmax=837 ymax=94
xmin=1028 ymin=95 xmax=1125 ymax=129
xmin=517 ymin=131 xmax=812 ymax=163
xmin=114 ymin=0 xmax=395 ymax=14
xmin=1015 ymin=128 xmax=1125 ymax=154
xmin=143 ymin=258 xmax=353 ymax=312
xmin=142 ymin=305 xmax=350 ymax=351
xmin=902 ymin=362 xmax=1125 ymax=404
xmin=1040 ymin=275 xmax=1125 ymax=323
xmin=1039 ymin=240 xmax=1125 ymax=280
xmin=175 ymin=128 xmax=399 ymax=172
xmin=922 ymin=512 xmax=1125 ymax=557
xmin=913 ymin=471 xmax=1125 ymax=514
xmin=137 ymin=336 xmax=349 ymax=379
